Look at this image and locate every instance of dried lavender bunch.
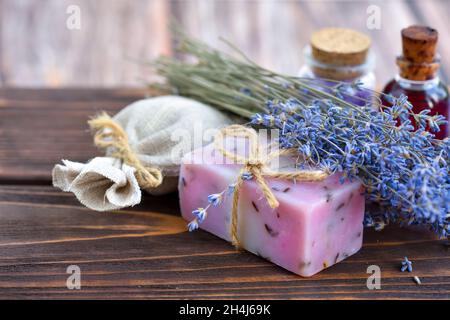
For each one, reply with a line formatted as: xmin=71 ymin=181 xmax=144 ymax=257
xmin=251 ymin=98 xmax=449 ymax=237
xmin=151 ymin=32 xmax=450 ymax=237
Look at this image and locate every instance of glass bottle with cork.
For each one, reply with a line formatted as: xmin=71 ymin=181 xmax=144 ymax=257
xmin=382 ymin=25 xmax=449 ymax=139
xmin=299 ymin=28 xmax=376 ymax=105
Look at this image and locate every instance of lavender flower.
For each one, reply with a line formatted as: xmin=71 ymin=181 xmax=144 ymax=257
xmin=188 ymin=220 xmax=199 ymax=232
xmin=188 ymin=190 xmax=228 ymax=231
xmin=192 ymin=208 xmax=207 ymax=223
xmin=207 ymin=193 xmax=223 ymax=207
xmin=227 ymin=183 xmax=237 ymax=195
xmin=401 ymin=257 xmax=413 ymax=272
xmin=241 ymin=172 xmax=253 ymax=180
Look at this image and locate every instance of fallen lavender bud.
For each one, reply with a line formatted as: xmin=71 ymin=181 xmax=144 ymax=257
xmin=401 ymin=256 xmax=413 ymax=272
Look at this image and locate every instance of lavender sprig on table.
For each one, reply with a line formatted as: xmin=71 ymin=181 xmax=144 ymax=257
xmin=151 ymin=31 xmax=450 ymax=237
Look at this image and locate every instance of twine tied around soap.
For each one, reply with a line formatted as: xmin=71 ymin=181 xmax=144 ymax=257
xmin=214 ymin=125 xmax=329 ymax=248
xmin=88 ymin=113 xmax=163 ymax=189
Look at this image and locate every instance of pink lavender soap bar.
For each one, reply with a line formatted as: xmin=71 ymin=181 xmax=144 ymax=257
xmin=179 ymin=143 xmax=365 ymax=277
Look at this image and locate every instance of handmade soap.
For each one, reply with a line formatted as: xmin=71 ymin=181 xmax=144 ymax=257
xmin=179 ymin=141 xmax=365 ymax=277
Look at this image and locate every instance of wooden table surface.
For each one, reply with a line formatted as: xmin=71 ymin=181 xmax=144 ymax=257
xmin=0 ymin=88 xmax=449 ymax=300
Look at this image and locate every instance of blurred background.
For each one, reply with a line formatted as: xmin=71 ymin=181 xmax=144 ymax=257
xmin=0 ymin=0 xmax=449 ymax=88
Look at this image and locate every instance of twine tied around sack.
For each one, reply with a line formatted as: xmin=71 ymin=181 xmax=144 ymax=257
xmin=88 ymin=113 xmax=163 ymax=189
xmin=214 ymin=125 xmax=329 ymax=248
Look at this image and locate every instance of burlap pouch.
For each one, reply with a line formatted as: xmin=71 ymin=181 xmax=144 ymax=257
xmin=52 ymin=96 xmax=232 ymax=211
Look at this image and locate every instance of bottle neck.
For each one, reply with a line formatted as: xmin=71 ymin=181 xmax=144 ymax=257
xmin=396 ymin=53 xmax=441 ymax=81
xmin=395 ymin=74 xmax=440 ymax=91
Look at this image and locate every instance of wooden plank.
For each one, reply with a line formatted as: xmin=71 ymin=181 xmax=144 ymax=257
xmin=1 ymin=0 xmax=449 ymax=87
xmin=0 ymin=88 xmax=154 ymax=183
xmin=0 ymin=0 xmax=171 ymax=87
xmin=0 ymin=184 xmax=448 ymax=299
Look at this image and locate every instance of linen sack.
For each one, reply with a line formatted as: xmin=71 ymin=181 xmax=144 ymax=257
xmin=52 ymin=96 xmax=232 ymax=211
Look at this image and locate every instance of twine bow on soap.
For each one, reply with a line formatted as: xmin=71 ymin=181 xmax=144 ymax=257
xmin=214 ymin=125 xmax=328 ymax=248
xmin=88 ymin=113 xmax=163 ymax=189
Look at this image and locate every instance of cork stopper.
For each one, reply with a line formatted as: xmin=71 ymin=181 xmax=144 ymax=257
xmin=310 ymin=28 xmax=371 ymax=67
xmin=398 ymin=25 xmax=440 ymax=80
xmin=401 ymin=25 xmax=438 ymax=63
